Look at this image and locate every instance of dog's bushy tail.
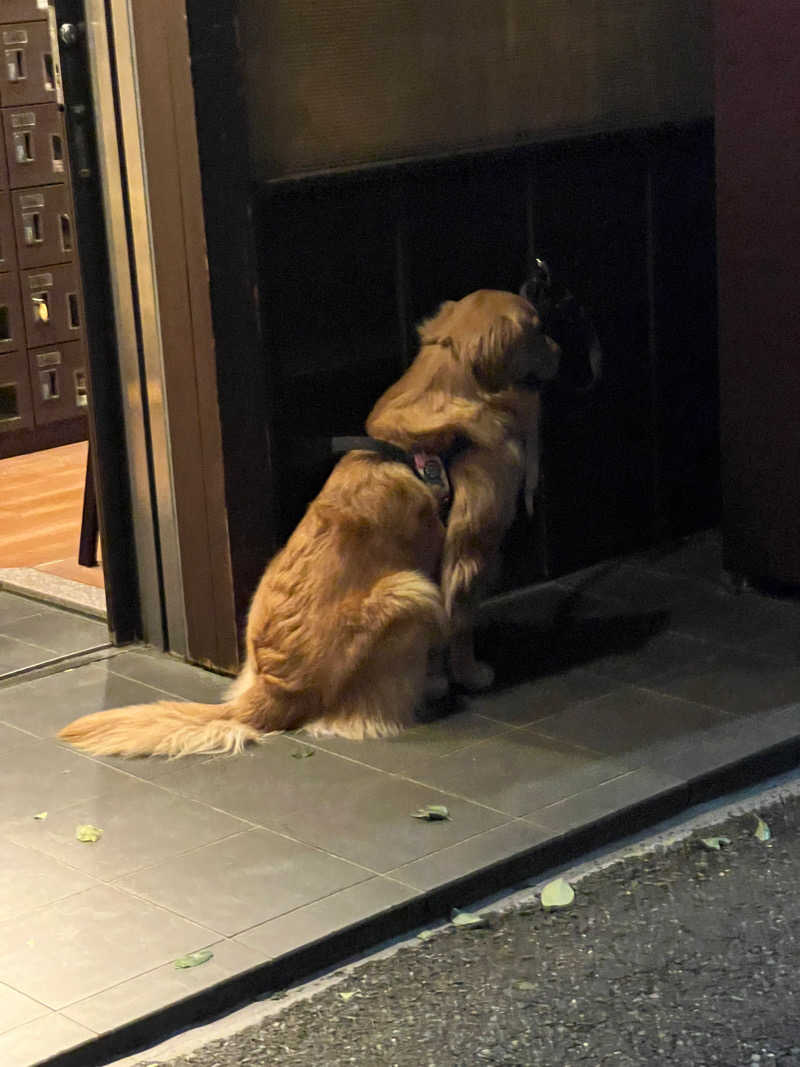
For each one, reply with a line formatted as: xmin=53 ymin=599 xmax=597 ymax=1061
xmin=57 ymin=697 xmax=263 ymax=759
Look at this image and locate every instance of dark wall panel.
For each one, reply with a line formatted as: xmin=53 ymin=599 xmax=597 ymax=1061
xmin=256 ymin=122 xmax=718 ymax=582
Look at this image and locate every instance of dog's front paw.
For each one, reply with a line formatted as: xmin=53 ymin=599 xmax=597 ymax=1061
xmin=451 ymin=660 xmax=495 ymax=692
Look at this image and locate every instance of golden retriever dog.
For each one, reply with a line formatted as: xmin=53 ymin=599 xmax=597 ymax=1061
xmin=58 ymin=290 xmax=560 ymax=758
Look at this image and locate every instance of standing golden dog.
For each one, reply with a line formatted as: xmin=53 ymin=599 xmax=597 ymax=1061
xmin=58 ymin=290 xmax=559 ymax=757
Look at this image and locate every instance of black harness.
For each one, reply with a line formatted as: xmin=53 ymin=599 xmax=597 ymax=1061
xmin=330 ymin=436 xmax=459 ymax=516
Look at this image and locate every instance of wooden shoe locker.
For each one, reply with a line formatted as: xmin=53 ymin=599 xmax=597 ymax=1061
xmin=0 ymin=0 xmax=87 ymax=459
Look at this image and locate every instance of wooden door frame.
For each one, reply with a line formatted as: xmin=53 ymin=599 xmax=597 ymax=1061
xmin=71 ymin=0 xmax=256 ymax=671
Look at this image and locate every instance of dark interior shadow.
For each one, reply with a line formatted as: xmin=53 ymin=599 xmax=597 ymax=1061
xmin=476 ymin=607 xmax=671 ymax=689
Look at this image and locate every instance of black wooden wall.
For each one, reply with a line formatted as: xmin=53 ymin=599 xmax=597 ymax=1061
xmin=256 ymin=120 xmax=718 ymax=587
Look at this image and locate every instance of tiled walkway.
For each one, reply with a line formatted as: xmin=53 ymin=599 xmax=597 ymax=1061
xmin=1 ymin=531 xmax=800 ymax=1066
xmin=0 ymin=593 xmax=109 ymax=679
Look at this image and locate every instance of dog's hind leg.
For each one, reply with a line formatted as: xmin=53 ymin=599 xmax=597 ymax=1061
xmin=306 ymin=570 xmax=445 ymax=739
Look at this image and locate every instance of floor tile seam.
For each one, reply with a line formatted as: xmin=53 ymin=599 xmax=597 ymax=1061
xmin=381 ymin=816 xmax=535 ymax=887
xmin=56 ymin=935 xmax=263 ymax=1022
xmin=522 ymin=765 xmax=666 ymax=817
xmin=286 ymin=733 xmax=431 ymax=776
xmin=392 ymin=724 xmax=601 ymax=785
xmin=640 ymin=556 xmax=800 ymax=612
xmin=362 ymin=764 xmax=516 ymax=818
xmin=0 ymin=592 xmax=63 ymax=617
xmin=297 ymin=725 xmax=530 ymax=777
xmin=79 ymin=878 xmax=227 ymax=942
xmin=291 ymin=715 xmax=524 ymax=768
xmin=628 ymin=680 xmax=766 ymax=718
xmin=0 ymin=647 xmax=127 ymax=690
xmin=107 ymin=825 xmax=381 ymax=894
xmin=0 ymin=718 xmax=44 ymax=743
xmin=104 ymin=826 xmax=259 ymax=887
xmin=522 ymin=708 xmax=729 ymax=763
xmin=661 ymin=624 xmax=800 ymax=663
xmin=0 ymin=610 xmax=57 ymax=632
xmin=49 ymin=744 xmax=232 ymax=795
xmin=227 ymin=882 xmax=410 ymax=945
xmin=0 ymin=985 xmax=58 ymax=1030
xmin=586 ymin=680 xmax=740 ymax=718
xmin=102 ymin=665 xmax=231 ymax=705
xmin=472 ymin=676 xmax=631 ymax=729
xmin=0 ymin=618 xmax=104 ymax=650
xmin=479 ymin=575 xmax=575 ymax=611
xmin=228 ymin=872 xmax=417 ymax=939
xmin=0 ymin=628 xmax=63 ymax=656
xmin=60 ymin=823 xmax=262 ymax=885
xmin=0 ymin=644 xmax=113 ymax=686
xmin=0 ymin=880 xmax=107 ymax=934
xmin=110 ymin=863 xmax=379 ymax=943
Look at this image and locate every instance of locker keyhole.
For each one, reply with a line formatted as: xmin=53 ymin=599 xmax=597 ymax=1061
xmin=14 ymin=131 xmax=34 ymax=163
xmin=43 ymin=52 xmax=54 ymax=92
xmin=0 ymin=383 xmax=19 ymax=421
xmin=40 ymin=368 xmax=59 ymax=401
xmin=74 ymin=370 xmax=88 ymax=407
xmin=0 ymin=305 xmax=10 ymax=342
xmin=50 ymin=133 xmax=63 ymax=163
xmin=6 ymin=49 xmax=25 ymax=83
xmin=67 ymin=293 xmax=80 ymax=328
xmin=60 ymin=214 xmax=72 ymax=252
xmin=23 ymin=211 xmax=42 ymax=245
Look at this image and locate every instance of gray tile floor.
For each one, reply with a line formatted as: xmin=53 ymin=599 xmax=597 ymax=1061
xmin=1 ymin=530 xmax=800 ymax=1066
xmin=0 ymin=592 xmax=109 ymax=679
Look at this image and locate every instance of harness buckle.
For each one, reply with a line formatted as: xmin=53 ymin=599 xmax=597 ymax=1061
xmin=412 ymin=451 xmax=451 ymax=511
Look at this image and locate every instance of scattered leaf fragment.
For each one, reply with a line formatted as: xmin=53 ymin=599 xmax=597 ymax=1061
xmin=338 ymin=990 xmax=356 ymax=1002
xmin=291 ymin=747 xmax=315 ymax=759
xmin=417 ymin=929 xmax=437 ymax=942
xmin=75 ymin=824 xmax=103 ymax=843
xmin=451 ymin=908 xmax=486 ymax=928
xmin=33 ymin=812 xmax=47 ymax=821
xmin=173 ymin=949 xmax=214 ymax=969
xmin=700 ymin=836 xmax=731 ymax=851
xmin=540 ymin=878 xmax=575 ymax=909
xmin=516 ymin=981 xmax=536 ymax=991
xmin=754 ymin=816 xmax=771 ymax=842
xmin=412 ymin=804 xmax=450 ymax=821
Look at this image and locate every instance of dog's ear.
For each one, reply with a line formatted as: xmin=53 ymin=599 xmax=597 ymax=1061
xmin=465 ymin=316 xmax=522 ymax=393
xmin=417 ymin=301 xmax=458 ymax=346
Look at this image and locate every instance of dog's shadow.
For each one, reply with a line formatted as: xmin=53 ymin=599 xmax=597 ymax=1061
xmin=477 ymin=606 xmax=670 ymax=689
xmin=424 ymin=579 xmax=672 ymax=719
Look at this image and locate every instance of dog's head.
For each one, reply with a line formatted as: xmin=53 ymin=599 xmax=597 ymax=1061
xmin=519 ymin=260 xmax=602 ymax=394
xmin=418 ymin=289 xmax=561 ymax=394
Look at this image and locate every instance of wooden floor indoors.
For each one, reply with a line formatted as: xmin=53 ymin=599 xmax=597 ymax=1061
xmin=0 ymin=441 xmax=104 ymax=589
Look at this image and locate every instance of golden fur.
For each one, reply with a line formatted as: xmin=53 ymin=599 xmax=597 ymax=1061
xmin=58 ymin=290 xmax=559 ymax=758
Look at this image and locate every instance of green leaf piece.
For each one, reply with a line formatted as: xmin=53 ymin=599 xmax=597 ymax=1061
xmin=417 ymin=929 xmax=437 ymax=942
xmin=451 ymin=908 xmax=485 ymax=928
xmin=754 ymin=816 xmax=771 ymax=842
xmin=700 ymin=836 xmax=731 ymax=851
xmin=174 ymin=949 xmax=214 ymax=970
xmin=291 ymin=747 xmax=315 ymax=759
xmin=338 ymin=990 xmax=356 ymax=1002
xmin=75 ymin=824 xmax=103 ymax=843
xmin=516 ymin=981 xmax=536 ymax=991
xmin=33 ymin=812 xmax=47 ymax=821
xmin=411 ymin=804 xmax=450 ymax=821
xmin=540 ymin=878 xmax=575 ymax=909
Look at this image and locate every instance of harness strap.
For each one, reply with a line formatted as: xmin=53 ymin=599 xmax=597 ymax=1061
xmin=330 ymin=436 xmax=452 ymax=515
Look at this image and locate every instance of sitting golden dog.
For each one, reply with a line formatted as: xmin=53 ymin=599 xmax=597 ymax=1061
xmin=59 ymin=290 xmax=559 ymax=757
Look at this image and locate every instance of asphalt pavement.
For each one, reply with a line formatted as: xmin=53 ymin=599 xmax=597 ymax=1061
xmin=128 ymin=776 xmax=800 ymax=1067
